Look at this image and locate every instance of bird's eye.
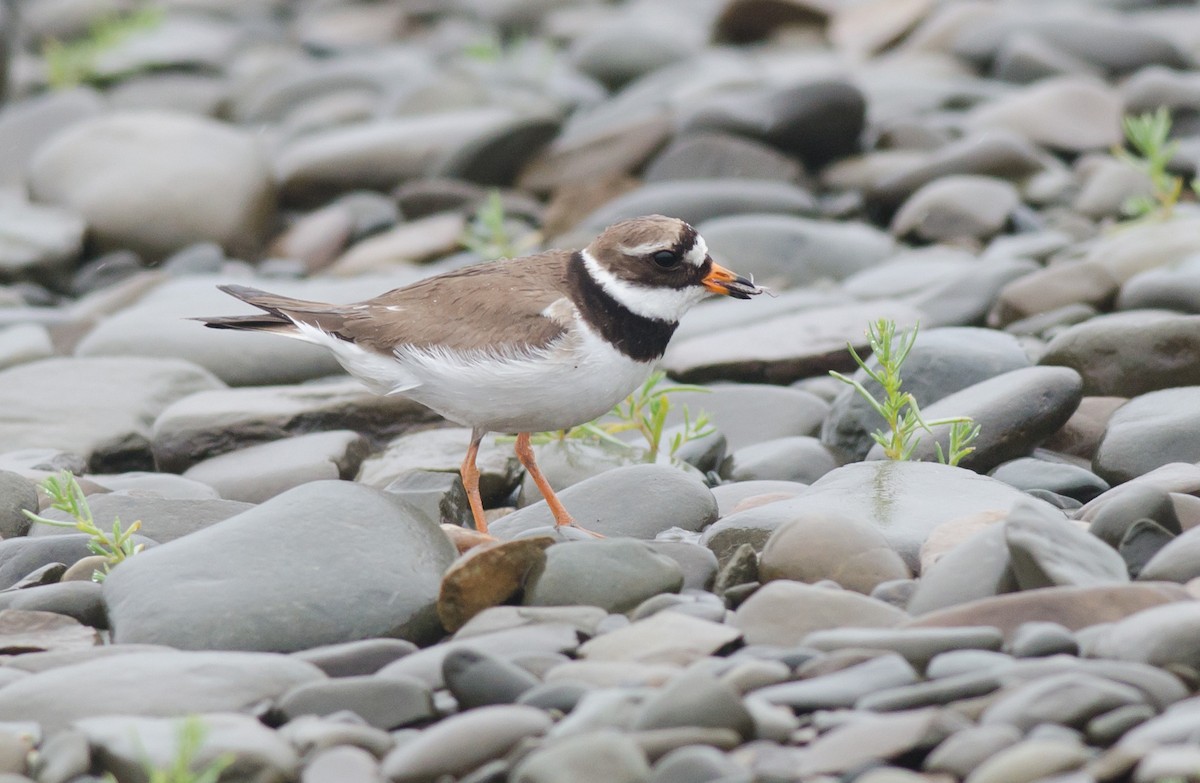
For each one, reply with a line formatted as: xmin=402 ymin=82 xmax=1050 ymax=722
xmin=652 ymin=250 xmax=681 ymax=269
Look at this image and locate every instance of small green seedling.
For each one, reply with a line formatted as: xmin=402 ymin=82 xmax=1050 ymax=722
xmin=460 ymin=190 xmax=538 ymax=261
xmin=518 ymin=371 xmax=715 ymax=463
xmin=140 ymin=716 xmax=234 ymax=783
xmin=22 ymin=471 xmax=143 ymax=582
xmin=1114 ymin=107 xmax=1198 ymax=222
xmin=830 ymin=319 xmax=979 ymax=466
xmin=43 ymin=6 xmax=163 ymax=90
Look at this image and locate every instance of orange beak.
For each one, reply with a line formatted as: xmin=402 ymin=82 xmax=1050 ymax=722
xmin=702 ymin=260 xmax=763 ymax=300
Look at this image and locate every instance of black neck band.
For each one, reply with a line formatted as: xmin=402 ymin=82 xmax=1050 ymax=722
xmin=568 ymin=253 xmax=677 ymax=363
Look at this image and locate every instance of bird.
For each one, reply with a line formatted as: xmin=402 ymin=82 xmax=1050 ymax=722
xmin=197 ymin=214 xmax=762 ymax=536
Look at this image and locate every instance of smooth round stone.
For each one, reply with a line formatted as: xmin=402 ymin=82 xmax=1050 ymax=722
xmin=578 ymin=179 xmax=816 ymax=232
xmin=0 ymin=534 xmax=138 ymax=591
xmin=29 ymin=493 xmax=252 ymax=544
xmin=0 ymin=650 xmax=321 ymax=734
xmin=1005 ymin=498 xmax=1129 ymax=589
xmin=1042 ymin=396 xmax=1125 ymax=461
xmin=491 ymin=464 xmax=716 ymax=540
xmin=1073 ymin=156 xmax=1154 ymax=220
xmin=963 ymin=737 xmax=1089 ymax=783
xmin=1084 ymin=601 xmax=1200 ymax=671
xmin=578 ymin=611 xmax=741 ymax=666
xmin=993 ymin=30 xmax=1103 ymax=84
xmin=522 ymin=539 xmax=684 ymax=614
xmin=280 ymin=713 xmax=393 ymax=760
xmin=33 ymin=729 xmax=91 ymax=783
xmin=382 ymin=470 xmax=472 ymax=529
xmin=1094 ymin=387 xmax=1200 ymax=484
xmin=1118 ymin=263 xmax=1200 ymax=314
xmin=632 ymin=668 xmax=753 ymax=740
xmin=666 ymin=298 xmax=924 ymax=385
xmin=0 ymin=581 xmax=105 ymax=630
xmin=989 ymin=260 xmax=1118 ymax=329
xmin=28 ymin=111 xmax=275 ymax=260
xmin=719 ymin=461 xmax=1059 ymax=574
xmin=514 ymin=440 xmax=643 ymax=506
xmin=989 ymin=458 xmax=1109 ymax=503
xmin=358 ymin=426 xmax=519 ymax=507
xmin=864 ymin=130 xmax=1045 ymax=216
xmin=86 ymin=471 xmax=220 ymax=500
xmin=795 ymin=698 xmax=959 ymax=776
xmin=442 ymin=648 xmax=540 ymax=709
xmin=275 ymin=109 xmax=533 ymax=204
xmin=1007 ymin=622 xmax=1079 ymax=658
xmin=964 ymin=76 xmax=1122 ymax=152
xmin=511 ymin=729 xmax=650 ymax=783
xmin=1087 ymin=484 xmax=1180 ymax=548
xmin=1135 ymin=746 xmax=1200 ymax=783
xmin=0 ymin=323 xmax=54 ymax=371
xmin=649 ymin=745 xmax=744 ymax=783
xmin=517 ymin=681 xmax=591 ymax=713
xmin=1139 ymin=525 xmax=1200 ymax=583
xmin=104 ymin=481 xmax=456 ymax=650
xmin=1040 ymin=311 xmax=1200 ymax=397
xmin=891 ymin=175 xmax=1020 ymax=242
xmin=181 ymin=430 xmax=369 ymax=503
xmin=278 ymin=675 xmax=434 ymax=730
xmin=803 ymin=627 xmax=1003 ymax=671
xmin=644 ymin=132 xmax=805 ymax=184
xmin=0 ymin=197 xmax=86 ymax=288
xmin=667 ymin=384 xmax=830 ymax=452
xmin=291 ymin=639 xmax=417 ymax=678
xmin=720 ymin=436 xmax=838 ymax=484
xmin=866 ymin=366 xmax=1083 ymax=474
xmin=0 ymin=471 xmax=36 ymax=539
xmin=732 ymin=581 xmax=907 ymax=647
xmin=301 ymin=745 xmax=381 ymax=783
xmin=381 ymin=705 xmax=553 ymax=783
xmin=710 ymin=481 xmax=806 ymax=517
xmin=645 ymin=543 xmax=718 ymax=593
xmin=822 ymin=326 xmax=1030 ymax=460
xmin=679 ymin=79 xmax=865 ymax=169
xmin=909 ymin=583 xmax=1189 ymax=641
xmin=924 ymin=724 xmax=1022 ymax=778
xmin=0 ymin=357 xmax=222 ymax=473
xmin=697 ymin=213 xmax=895 ymax=289
xmin=1119 ymin=519 xmax=1176 ymax=578
xmin=0 ymin=86 xmax=105 ymax=187
xmin=758 ymin=511 xmax=911 ymax=594
xmin=568 ymin=13 xmax=704 ymax=88
xmin=981 ymin=672 xmax=1148 ymax=732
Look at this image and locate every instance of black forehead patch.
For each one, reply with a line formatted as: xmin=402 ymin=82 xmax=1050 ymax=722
xmin=673 ymin=223 xmax=698 ymax=258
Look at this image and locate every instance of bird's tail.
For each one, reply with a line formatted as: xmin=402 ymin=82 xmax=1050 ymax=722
xmin=193 ymin=284 xmax=326 ymax=335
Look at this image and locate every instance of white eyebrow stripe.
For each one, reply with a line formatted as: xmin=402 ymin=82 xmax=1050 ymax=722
xmin=618 ymin=241 xmax=673 ymax=256
xmin=685 ymin=235 xmax=708 ymax=267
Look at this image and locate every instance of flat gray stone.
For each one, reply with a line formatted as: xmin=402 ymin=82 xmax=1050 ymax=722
xmin=579 ymin=178 xmax=816 ymax=231
xmin=732 ymin=580 xmax=907 ymax=647
xmin=152 ymin=376 xmax=437 ymax=473
xmin=754 ymin=653 xmax=920 ymax=712
xmin=104 ymin=481 xmax=456 ymax=650
xmin=278 ymin=675 xmax=434 ymax=730
xmin=491 ymin=464 xmax=716 ymax=540
xmin=510 ymin=729 xmax=650 ymax=783
xmin=803 ymin=627 xmax=1004 ymax=670
xmin=759 ymin=511 xmax=911 ymax=594
xmin=182 ymin=430 xmax=369 ymax=502
xmin=578 ymin=611 xmax=741 ymax=666
xmin=29 ymin=493 xmax=252 ymax=544
xmin=381 ymin=705 xmax=553 ymax=783
xmin=0 ymin=650 xmax=323 ymax=734
xmin=632 ymin=668 xmax=753 ymax=739
xmin=1083 ymin=601 xmax=1200 ymax=672
xmin=0 ymin=357 xmax=222 ymax=473
xmin=1004 ymin=498 xmax=1129 ymax=589
xmin=980 ymin=672 xmax=1148 ymax=732
xmin=1094 ymin=386 xmax=1200 ymax=484
xmin=0 ymin=470 xmax=36 ymax=539
xmin=523 ymin=540 xmax=684 ymax=614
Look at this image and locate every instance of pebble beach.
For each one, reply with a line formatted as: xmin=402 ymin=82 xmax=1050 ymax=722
xmin=4 ymin=0 xmax=1200 ymax=781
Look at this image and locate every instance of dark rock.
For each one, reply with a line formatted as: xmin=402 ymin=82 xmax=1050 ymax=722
xmin=278 ymin=675 xmax=434 ymax=729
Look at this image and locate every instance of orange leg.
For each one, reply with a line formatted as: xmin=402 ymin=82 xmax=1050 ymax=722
xmin=515 ymin=432 xmax=576 ymax=527
xmin=460 ymin=428 xmax=489 ymax=535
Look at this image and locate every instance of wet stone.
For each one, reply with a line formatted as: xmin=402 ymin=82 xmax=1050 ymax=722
xmin=277 ymin=675 xmax=435 ymax=730
xmin=442 ymin=648 xmax=540 ymax=709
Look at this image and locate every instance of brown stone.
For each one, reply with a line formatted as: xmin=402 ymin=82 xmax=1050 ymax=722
xmin=0 ymin=609 xmax=100 ymax=654
xmin=437 ymin=537 xmax=555 ymax=633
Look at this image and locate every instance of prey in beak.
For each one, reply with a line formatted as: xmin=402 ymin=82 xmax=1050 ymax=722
xmin=702 ymin=260 xmax=764 ymax=300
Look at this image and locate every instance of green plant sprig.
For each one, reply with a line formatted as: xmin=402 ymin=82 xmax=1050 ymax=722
xmin=512 ymin=371 xmax=715 ymax=463
xmin=139 ymin=716 xmax=234 ymax=783
xmin=43 ymin=6 xmax=164 ymax=90
xmin=460 ymin=190 xmax=539 ymax=261
xmin=830 ymin=319 xmax=979 ymax=466
xmin=1113 ymin=107 xmax=1197 ymax=222
xmin=22 ymin=471 xmax=143 ymax=582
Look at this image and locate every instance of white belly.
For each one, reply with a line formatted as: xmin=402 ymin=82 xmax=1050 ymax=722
xmin=320 ymin=321 xmax=656 ymax=433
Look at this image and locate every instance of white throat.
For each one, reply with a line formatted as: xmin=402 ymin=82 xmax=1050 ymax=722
xmin=581 ymin=249 xmax=708 ymax=323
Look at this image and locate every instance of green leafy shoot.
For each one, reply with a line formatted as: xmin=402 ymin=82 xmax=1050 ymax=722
xmin=517 ymin=371 xmax=715 ymax=463
xmin=460 ymin=190 xmax=538 ymax=261
xmin=936 ymin=420 xmax=982 ymax=468
xmin=830 ymin=320 xmax=979 ymax=464
xmin=1113 ymin=107 xmax=1195 ymax=221
xmin=22 ymin=471 xmax=143 ymax=582
xmin=43 ymin=5 xmax=164 ymax=90
xmin=144 ymin=716 xmax=235 ymax=783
